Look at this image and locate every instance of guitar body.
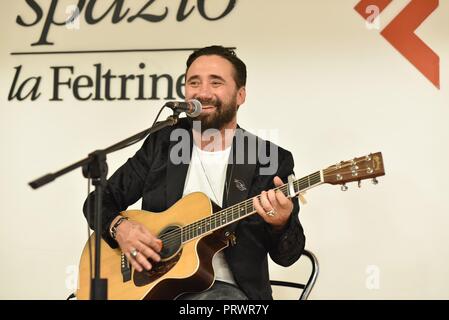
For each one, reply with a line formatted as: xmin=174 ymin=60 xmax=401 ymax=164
xmin=76 ymin=192 xmax=229 ymax=300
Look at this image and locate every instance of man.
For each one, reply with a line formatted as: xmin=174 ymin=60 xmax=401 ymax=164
xmin=83 ymin=45 xmax=305 ymax=300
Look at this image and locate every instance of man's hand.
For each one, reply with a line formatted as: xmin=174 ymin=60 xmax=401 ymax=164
xmin=253 ymin=176 xmax=294 ymax=231
xmin=110 ymin=217 xmax=162 ymax=272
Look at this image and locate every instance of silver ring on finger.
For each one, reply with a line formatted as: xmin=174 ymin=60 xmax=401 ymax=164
xmin=266 ymin=209 xmax=277 ymax=217
xmin=130 ymin=248 xmax=138 ymax=258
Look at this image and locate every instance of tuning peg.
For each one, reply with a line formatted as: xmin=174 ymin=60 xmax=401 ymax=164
xmin=358 ymin=180 xmax=362 ymax=188
xmin=372 ymin=178 xmax=378 ymax=185
xmin=341 ymin=184 xmax=348 ymax=191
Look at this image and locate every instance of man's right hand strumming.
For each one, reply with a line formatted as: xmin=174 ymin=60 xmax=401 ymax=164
xmin=109 ymin=216 xmax=163 ymax=272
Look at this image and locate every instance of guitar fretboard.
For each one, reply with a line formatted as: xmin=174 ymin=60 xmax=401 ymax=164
xmin=180 ymin=171 xmax=322 ymax=242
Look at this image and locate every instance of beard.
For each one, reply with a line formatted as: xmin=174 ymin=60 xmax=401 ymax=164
xmin=195 ymin=95 xmax=238 ymax=132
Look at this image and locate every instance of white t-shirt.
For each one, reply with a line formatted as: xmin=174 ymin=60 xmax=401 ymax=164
xmin=182 ymin=144 xmax=237 ymax=285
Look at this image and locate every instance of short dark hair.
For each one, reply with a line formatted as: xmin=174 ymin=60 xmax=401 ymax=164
xmin=186 ymin=45 xmax=247 ymax=88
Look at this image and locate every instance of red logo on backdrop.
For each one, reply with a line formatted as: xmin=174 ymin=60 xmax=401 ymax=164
xmin=355 ymin=0 xmax=440 ymax=89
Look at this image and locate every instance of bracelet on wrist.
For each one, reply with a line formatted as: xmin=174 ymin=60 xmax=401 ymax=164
xmin=110 ymin=216 xmax=128 ymax=239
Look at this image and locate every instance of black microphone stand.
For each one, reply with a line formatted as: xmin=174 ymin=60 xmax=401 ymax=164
xmin=29 ymin=110 xmax=180 ymax=300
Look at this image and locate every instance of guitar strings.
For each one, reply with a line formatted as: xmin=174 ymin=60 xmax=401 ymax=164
xmin=155 ymin=166 xmax=370 ymax=248
xmin=158 ymin=171 xmax=321 ymax=246
xmin=157 ymin=185 xmax=291 ymax=247
xmin=154 ymin=163 xmax=376 ymax=247
xmin=157 ymin=192 xmax=276 ymax=246
xmin=157 ymin=178 xmax=323 ymax=248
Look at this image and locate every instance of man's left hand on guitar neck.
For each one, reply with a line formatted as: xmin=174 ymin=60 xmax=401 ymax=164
xmin=253 ymin=176 xmax=294 ymax=231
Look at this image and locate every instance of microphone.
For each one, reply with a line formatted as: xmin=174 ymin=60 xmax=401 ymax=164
xmin=165 ymin=99 xmax=202 ymax=117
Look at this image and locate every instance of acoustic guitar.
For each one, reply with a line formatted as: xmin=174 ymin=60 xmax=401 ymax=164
xmin=76 ymin=152 xmax=385 ymax=299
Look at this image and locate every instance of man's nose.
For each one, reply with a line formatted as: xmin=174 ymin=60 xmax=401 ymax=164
xmin=196 ymin=84 xmax=213 ymax=99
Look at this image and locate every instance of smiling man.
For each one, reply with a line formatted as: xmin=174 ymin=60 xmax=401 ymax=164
xmin=83 ymin=45 xmax=306 ymax=300
xmin=186 ymin=50 xmax=245 ymax=132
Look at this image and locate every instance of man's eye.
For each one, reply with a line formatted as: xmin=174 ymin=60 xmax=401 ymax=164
xmin=189 ymin=81 xmax=200 ymax=86
xmin=211 ymin=81 xmax=223 ymax=86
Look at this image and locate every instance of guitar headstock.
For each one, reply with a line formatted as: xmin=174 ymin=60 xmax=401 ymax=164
xmin=323 ymin=152 xmax=385 ymax=188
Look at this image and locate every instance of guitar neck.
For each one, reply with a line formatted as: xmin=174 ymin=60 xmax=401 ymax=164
xmin=181 ymin=171 xmax=323 ymax=243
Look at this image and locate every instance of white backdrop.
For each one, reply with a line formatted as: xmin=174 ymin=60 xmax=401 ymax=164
xmin=1 ymin=0 xmax=448 ymax=299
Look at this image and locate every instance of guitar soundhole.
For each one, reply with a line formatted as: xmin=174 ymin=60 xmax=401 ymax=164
xmin=159 ymin=225 xmax=182 ymax=260
xmin=133 ymin=225 xmax=183 ymax=287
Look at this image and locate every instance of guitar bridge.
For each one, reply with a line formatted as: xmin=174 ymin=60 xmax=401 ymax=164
xmin=121 ymin=253 xmax=131 ymax=283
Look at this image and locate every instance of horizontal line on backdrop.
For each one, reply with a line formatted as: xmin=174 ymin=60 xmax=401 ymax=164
xmin=10 ymin=47 xmax=237 ymax=56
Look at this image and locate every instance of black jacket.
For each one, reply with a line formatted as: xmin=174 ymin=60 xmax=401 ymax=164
xmin=83 ymin=118 xmax=306 ymax=299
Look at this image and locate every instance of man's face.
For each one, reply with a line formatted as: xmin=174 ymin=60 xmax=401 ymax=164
xmin=185 ymin=55 xmax=246 ymax=131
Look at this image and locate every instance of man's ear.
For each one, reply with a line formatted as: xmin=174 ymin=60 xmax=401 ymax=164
xmin=237 ymin=86 xmax=246 ymax=106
